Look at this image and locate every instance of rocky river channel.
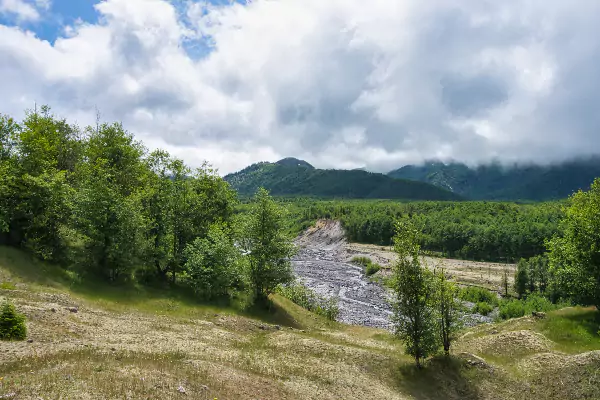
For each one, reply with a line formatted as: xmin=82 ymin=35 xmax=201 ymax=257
xmin=291 ymin=220 xmax=494 ymax=330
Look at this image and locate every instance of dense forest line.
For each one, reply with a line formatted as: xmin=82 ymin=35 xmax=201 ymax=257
xmin=0 ymin=107 xmax=295 ymax=306
xmin=277 ymin=199 xmax=564 ymax=262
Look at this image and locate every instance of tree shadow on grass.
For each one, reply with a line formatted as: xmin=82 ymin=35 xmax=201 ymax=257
xmin=392 ymin=356 xmax=484 ymax=400
xmin=0 ymin=246 xmax=304 ymax=328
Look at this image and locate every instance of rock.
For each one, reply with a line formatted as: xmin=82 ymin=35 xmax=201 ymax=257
xmin=259 ymin=325 xmax=267 ymax=330
xmin=177 ymin=385 xmax=186 ymax=394
xmin=491 ymin=329 xmax=499 ymax=334
xmin=275 ymin=325 xmax=281 ymax=330
xmin=68 ymin=307 xmax=78 ymax=313
xmin=50 ymin=308 xmax=57 ymax=313
xmin=110 ymin=347 xmax=116 ymax=351
xmin=532 ymin=311 xmax=546 ymax=319
xmin=27 ymin=339 xmax=33 ymax=343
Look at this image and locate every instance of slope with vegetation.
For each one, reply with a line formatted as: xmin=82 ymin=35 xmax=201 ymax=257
xmin=387 ymin=158 xmax=600 ymax=201
xmin=224 ymin=157 xmax=462 ymax=201
xmin=1 ymin=245 xmax=599 ymax=399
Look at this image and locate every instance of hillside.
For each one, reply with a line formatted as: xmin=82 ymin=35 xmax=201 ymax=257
xmin=387 ymin=157 xmax=600 ymax=201
xmin=224 ymin=158 xmax=462 ymax=201
xmin=1 ymin=246 xmax=599 ymax=399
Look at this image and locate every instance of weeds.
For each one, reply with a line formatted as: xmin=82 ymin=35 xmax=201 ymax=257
xmin=276 ymin=282 xmax=340 ymax=320
xmin=351 ymin=256 xmax=382 ymax=276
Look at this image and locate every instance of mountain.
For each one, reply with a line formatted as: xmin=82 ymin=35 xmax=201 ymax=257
xmin=387 ymin=157 xmax=600 ymax=201
xmin=224 ymin=158 xmax=462 ymax=201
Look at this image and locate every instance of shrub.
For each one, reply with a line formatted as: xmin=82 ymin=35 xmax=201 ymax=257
xmin=183 ymin=224 xmax=248 ymax=301
xmin=473 ymin=302 xmax=494 ymax=316
xmin=0 ymin=302 xmax=27 ymax=341
xmin=366 ymin=262 xmax=381 ymax=276
xmin=499 ymin=294 xmax=565 ymax=320
xmin=351 ymin=256 xmax=372 ymax=267
xmin=277 ymin=282 xmax=339 ymax=321
xmin=459 ymin=286 xmax=498 ymax=306
xmin=351 ymin=256 xmax=381 ymax=276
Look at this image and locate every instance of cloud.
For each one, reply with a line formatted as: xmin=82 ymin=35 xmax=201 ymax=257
xmin=0 ymin=0 xmax=44 ymax=21
xmin=1 ymin=0 xmax=600 ymax=174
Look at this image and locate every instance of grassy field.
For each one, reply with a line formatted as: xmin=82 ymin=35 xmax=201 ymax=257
xmin=1 ymin=246 xmax=599 ymax=399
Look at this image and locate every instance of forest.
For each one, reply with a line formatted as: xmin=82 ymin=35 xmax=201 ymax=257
xmin=0 ymin=106 xmax=295 ymax=307
xmin=277 ymin=198 xmax=564 ymax=262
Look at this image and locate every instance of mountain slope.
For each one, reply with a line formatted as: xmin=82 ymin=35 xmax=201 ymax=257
xmin=388 ymin=158 xmax=600 ymax=201
xmin=224 ymin=158 xmax=462 ymax=200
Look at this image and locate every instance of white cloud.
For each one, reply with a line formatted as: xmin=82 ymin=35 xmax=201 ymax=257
xmin=0 ymin=0 xmax=42 ymax=21
xmin=1 ymin=0 xmax=600 ymax=174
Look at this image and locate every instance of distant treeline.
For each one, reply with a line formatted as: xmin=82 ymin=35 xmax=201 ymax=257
xmin=278 ymin=199 xmax=565 ymax=262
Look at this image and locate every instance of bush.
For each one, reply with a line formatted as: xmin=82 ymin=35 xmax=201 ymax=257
xmin=277 ymin=282 xmax=339 ymax=321
xmin=459 ymin=286 xmax=498 ymax=306
xmin=473 ymin=302 xmax=494 ymax=316
xmin=351 ymin=256 xmax=381 ymax=276
xmin=0 ymin=302 xmax=27 ymax=341
xmin=499 ymin=294 xmax=565 ymax=320
xmin=365 ymin=262 xmax=381 ymax=276
xmin=183 ymin=224 xmax=248 ymax=301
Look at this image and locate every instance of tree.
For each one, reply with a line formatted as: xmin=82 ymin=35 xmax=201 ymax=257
xmin=391 ymin=219 xmax=439 ymax=368
xmin=548 ymin=178 xmax=600 ymax=309
xmin=515 ymin=259 xmax=530 ymax=299
xmin=502 ymin=267 xmax=510 ymax=297
xmin=0 ymin=302 xmax=27 ymax=341
xmin=241 ymin=188 xmax=296 ymax=303
xmin=183 ymin=223 xmax=247 ymax=300
xmin=73 ymin=123 xmax=146 ymax=280
xmin=434 ymin=268 xmax=460 ymax=356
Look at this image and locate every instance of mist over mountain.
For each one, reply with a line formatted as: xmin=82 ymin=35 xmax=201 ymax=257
xmin=387 ymin=157 xmax=600 ymax=201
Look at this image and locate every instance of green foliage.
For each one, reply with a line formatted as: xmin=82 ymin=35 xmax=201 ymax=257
xmin=276 ymin=282 xmax=340 ymax=321
xmin=241 ymin=188 xmax=297 ymax=302
xmin=366 ymin=262 xmax=381 ymax=276
xmin=434 ymin=269 xmax=461 ymax=355
xmin=548 ymin=178 xmax=600 ymax=309
xmin=388 ymin=159 xmax=600 ymax=201
xmin=391 ymin=219 xmax=439 ymax=368
xmin=351 ymin=256 xmax=381 ymax=276
xmin=279 ymin=198 xmax=562 ymax=263
xmin=459 ymin=286 xmax=498 ymax=306
xmin=0 ymin=302 xmax=27 ymax=341
xmin=539 ymin=308 xmax=600 ymax=353
xmin=515 ymin=259 xmax=530 ymax=299
xmin=183 ymin=224 xmax=248 ymax=300
xmin=473 ymin=302 xmax=494 ymax=316
xmin=224 ymin=159 xmax=462 ymax=201
xmin=0 ymin=106 xmax=237 ymax=290
xmin=498 ymin=294 xmax=566 ymax=320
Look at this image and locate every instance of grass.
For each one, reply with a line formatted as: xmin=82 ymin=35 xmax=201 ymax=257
xmin=351 ymin=256 xmax=382 ymax=276
xmin=539 ymin=307 xmax=600 ymax=353
xmin=276 ymin=281 xmax=340 ymax=321
xmin=498 ymin=294 xmax=569 ymax=320
xmin=1 ymin=245 xmax=600 ymax=399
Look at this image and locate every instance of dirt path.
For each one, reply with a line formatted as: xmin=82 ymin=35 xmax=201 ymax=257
xmin=292 ymin=220 xmax=393 ymax=330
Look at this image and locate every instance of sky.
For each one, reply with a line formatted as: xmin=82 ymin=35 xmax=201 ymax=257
xmin=1 ymin=0 xmax=600 ymax=175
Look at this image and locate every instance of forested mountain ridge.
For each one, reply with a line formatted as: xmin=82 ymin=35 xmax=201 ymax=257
xmin=387 ymin=157 xmax=600 ymax=201
xmin=224 ymin=158 xmax=462 ymax=201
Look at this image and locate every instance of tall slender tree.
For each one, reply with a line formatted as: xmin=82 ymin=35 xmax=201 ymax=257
xmin=391 ymin=219 xmax=439 ymax=368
